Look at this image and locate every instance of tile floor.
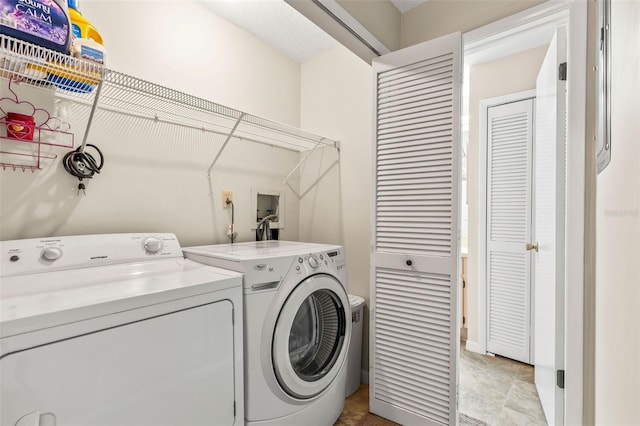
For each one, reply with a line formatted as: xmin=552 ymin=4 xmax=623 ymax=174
xmin=336 ymin=345 xmax=547 ymax=425
xmin=334 ymin=384 xmax=398 ymax=426
xmin=459 ymin=344 xmax=548 ymax=425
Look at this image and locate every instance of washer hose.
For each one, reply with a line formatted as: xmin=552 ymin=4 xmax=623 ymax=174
xmin=62 ymin=144 xmax=104 ymax=194
xmin=256 ymin=214 xmax=278 ymax=241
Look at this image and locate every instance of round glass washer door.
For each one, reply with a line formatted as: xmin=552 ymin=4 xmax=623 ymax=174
xmin=272 ymin=274 xmax=348 ymax=399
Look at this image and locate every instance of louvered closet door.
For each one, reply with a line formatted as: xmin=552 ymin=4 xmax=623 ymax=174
xmin=371 ymin=32 xmax=461 ymax=426
xmin=486 ymin=99 xmax=534 ymax=364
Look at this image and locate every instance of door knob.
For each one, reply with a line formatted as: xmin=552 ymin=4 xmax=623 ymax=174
xmin=526 ymin=242 xmax=539 ymax=252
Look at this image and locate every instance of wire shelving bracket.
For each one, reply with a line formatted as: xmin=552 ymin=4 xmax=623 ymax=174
xmin=0 ymin=34 xmax=340 ymax=174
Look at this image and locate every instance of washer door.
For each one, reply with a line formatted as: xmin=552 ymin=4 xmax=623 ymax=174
xmin=272 ymin=274 xmax=348 ymax=399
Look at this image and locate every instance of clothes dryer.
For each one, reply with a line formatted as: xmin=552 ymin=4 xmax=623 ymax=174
xmin=0 ymin=233 xmax=244 ymax=426
xmin=183 ymin=241 xmax=351 ymax=426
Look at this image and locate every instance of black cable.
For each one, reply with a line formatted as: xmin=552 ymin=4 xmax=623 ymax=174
xmin=62 ymin=144 xmax=104 ymax=194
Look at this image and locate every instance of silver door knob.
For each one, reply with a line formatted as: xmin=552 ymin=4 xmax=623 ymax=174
xmin=526 ymin=242 xmax=539 ymax=252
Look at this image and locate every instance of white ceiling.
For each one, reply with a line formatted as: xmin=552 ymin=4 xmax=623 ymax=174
xmin=199 ymin=0 xmax=338 ymax=63
xmin=390 ymin=0 xmax=427 ymax=13
xmin=198 ymin=0 xmax=427 ymax=63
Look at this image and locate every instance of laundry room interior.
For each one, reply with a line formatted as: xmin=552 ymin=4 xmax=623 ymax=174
xmin=1 ymin=0 xmax=639 ymax=426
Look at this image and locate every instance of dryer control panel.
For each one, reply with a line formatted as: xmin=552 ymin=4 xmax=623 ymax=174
xmin=0 ymin=233 xmax=183 ymax=277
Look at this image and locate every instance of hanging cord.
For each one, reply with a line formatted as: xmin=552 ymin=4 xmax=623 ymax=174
xmin=230 ymin=201 xmax=235 ymax=244
xmin=224 ymin=197 xmax=235 ymax=243
xmin=62 ymin=144 xmax=104 ymax=195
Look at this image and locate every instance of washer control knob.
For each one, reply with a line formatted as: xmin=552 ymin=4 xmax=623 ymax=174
xmin=41 ymin=247 xmax=62 ymax=261
xmin=143 ymin=237 xmax=163 ymax=253
xmin=308 ymin=255 xmax=320 ymax=269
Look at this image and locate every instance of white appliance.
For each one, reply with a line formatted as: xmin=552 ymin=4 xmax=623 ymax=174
xmin=0 ymin=233 xmax=244 ymax=426
xmin=183 ymin=241 xmax=351 ymax=426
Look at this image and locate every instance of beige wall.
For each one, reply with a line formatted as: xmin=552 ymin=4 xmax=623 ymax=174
xmin=337 ymin=0 xmax=401 ymax=51
xmin=401 ymin=0 xmax=546 ymax=48
xmin=0 ymin=1 xmax=303 ymax=245
xmin=594 ymin=1 xmax=640 ymax=424
xmin=84 ymin=1 xmax=300 ymax=126
xmin=299 ymin=45 xmax=373 ymax=372
xmin=465 ymin=45 xmax=548 ymax=344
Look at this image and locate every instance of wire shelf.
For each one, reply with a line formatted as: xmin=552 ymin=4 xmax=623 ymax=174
xmin=0 ymin=34 xmax=339 ymax=154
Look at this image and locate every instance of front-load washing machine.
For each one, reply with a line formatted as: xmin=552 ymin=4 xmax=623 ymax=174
xmin=183 ymin=241 xmax=351 ymax=426
xmin=0 ymin=233 xmax=244 ymax=426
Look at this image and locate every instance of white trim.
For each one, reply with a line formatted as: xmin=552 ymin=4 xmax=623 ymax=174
xmin=464 ymin=1 xmax=571 ymax=60
xmin=564 ymin=3 xmax=586 ymax=423
xmin=463 ymin=2 xmax=586 ymax=424
xmin=480 ymin=90 xmax=537 ymax=109
xmin=464 ymin=340 xmax=482 ymax=354
xmin=478 ymin=90 xmax=536 ymax=358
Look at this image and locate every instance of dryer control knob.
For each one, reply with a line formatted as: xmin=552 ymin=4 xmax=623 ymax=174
xmin=41 ymin=247 xmax=62 ymax=261
xmin=308 ymin=255 xmax=320 ymax=269
xmin=143 ymin=237 xmax=163 ymax=253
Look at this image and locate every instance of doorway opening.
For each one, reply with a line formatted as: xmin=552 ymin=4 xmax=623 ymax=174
xmin=461 ymin=82 xmax=548 ymax=425
xmin=458 ymin=2 xmax=586 ymax=425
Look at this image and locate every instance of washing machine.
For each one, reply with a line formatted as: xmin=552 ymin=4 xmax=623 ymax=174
xmin=0 ymin=233 xmax=244 ymax=426
xmin=183 ymin=241 xmax=351 ymax=426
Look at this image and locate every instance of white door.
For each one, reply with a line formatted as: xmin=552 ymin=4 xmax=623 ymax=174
xmin=534 ymin=28 xmax=567 ymax=426
xmin=371 ymin=32 xmax=461 ymax=425
xmin=486 ymin=98 xmax=534 ymax=364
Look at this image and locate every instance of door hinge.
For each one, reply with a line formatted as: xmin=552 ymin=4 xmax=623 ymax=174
xmin=557 ymin=369 xmax=565 ymax=389
xmin=232 ymin=308 xmax=235 ymax=325
xmin=559 ymin=62 xmax=568 ymax=81
xmin=462 ymin=279 xmax=466 ymax=289
xmin=463 ymin=316 xmax=466 ymax=325
xmin=234 ymin=400 xmax=236 ymax=417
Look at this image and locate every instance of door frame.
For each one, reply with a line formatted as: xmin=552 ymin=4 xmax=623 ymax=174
xmin=479 ymin=90 xmax=537 ymax=363
xmin=464 ymin=1 xmax=586 ymax=424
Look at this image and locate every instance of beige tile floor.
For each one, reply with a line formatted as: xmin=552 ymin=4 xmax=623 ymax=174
xmin=460 ymin=343 xmax=548 ymax=425
xmin=336 ymin=345 xmax=547 ymax=425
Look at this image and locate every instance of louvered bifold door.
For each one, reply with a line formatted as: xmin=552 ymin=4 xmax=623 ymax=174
xmin=486 ymin=99 xmax=534 ymax=364
xmin=371 ymin=32 xmax=461 ymax=426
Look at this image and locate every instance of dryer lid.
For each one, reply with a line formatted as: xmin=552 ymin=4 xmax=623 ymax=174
xmin=0 ymin=259 xmax=241 ymax=337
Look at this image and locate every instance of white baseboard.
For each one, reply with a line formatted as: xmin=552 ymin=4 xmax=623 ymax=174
xmin=361 ymin=369 xmax=369 ymax=384
xmin=465 ymin=340 xmax=483 ymax=354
